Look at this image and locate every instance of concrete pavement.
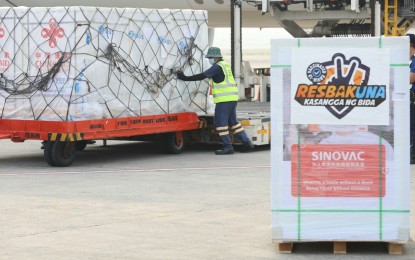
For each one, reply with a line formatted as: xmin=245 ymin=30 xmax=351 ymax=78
xmin=0 ymin=140 xmax=414 ymax=259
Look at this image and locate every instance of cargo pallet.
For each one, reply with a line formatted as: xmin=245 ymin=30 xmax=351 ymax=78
xmin=277 ymin=241 xmax=405 ymax=255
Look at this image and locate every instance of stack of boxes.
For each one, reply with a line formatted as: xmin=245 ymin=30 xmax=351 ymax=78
xmin=0 ymin=7 xmax=209 ymax=121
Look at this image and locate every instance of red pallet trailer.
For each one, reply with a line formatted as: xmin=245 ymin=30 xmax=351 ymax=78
xmin=0 ymin=112 xmax=202 ymax=167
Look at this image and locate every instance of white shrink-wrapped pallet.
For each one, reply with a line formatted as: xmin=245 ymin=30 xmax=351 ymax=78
xmin=0 ymin=6 xmax=209 ymax=121
xmin=0 ymin=7 xmax=30 ymax=119
xmin=271 ymin=37 xmax=410 ymax=243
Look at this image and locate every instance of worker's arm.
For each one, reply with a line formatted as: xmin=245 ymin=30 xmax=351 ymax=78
xmin=177 ymin=64 xmax=224 ymax=82
xmin=411 ymin=72 xmax=415 ymax=85
xmin=177 ymin=72 xmax=207 ymax=81
xmin=411 ymin=59 xmax=415 ymax=84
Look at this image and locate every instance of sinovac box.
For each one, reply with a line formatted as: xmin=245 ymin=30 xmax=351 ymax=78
xmin=0 ymin=7 xmax=209 ymax=121
xmin=271 ymin=37 xmax=410 ymax=242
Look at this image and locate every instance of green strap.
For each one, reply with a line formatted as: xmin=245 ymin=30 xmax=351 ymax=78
xmin=272 ymin=209 xmax=409 ymax=213
xmin=390 ymin=64 xmax=409 ymax=67
xmin=270 ymin=65 xmax=291 ymax=68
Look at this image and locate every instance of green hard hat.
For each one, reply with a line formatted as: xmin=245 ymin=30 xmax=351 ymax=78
xmin=206 ymin=47 xmax=223 ymax=58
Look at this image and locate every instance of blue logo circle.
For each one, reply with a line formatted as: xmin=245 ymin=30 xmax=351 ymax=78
xmin=306 ymin=62 xmax=327 ymax=83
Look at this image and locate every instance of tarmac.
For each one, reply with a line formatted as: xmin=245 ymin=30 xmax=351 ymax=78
xmin=0 ymin=139 xmax=414 ymax=259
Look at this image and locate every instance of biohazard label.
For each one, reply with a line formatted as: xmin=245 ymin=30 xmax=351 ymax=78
xmin=291 ymin=144 xmax=386 ymax=197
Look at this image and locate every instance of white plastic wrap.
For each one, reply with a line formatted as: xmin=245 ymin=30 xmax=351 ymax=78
xmin=271 ymin=37 xmax=410 ymax=242
xmin=0 ymin=7 xmax=209 ymax=121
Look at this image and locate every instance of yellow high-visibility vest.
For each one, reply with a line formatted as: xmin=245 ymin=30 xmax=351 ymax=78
xmin=211 ymin=61 xmax=238 ymax=104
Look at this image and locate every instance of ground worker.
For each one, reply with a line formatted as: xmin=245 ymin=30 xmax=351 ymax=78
xmin=177 ymin=47 xmax=254 ymax=155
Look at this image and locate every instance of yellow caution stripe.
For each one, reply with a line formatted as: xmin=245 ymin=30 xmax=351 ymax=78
xmin=48 ymin=133 xmax=84 ymax=141
xmin=240 ymin=120 xmax=250 ymax=126
xmin=198 ymin=120 xmax=207 ymax=128
xmin=257 ymin=129 xmax=267 ymax=135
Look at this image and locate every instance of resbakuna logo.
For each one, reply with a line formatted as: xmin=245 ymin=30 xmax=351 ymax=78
xmin=294 ymin=53 xmax=386 ymax=119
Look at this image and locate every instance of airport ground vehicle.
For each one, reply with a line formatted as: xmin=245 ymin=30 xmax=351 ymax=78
xmin=0 ymin=102 xmax=270 ymax=167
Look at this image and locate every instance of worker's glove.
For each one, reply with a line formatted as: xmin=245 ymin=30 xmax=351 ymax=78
xmin=176 ymin=71 xmax=205 ymax=81
xmin=177 ymin=71 xmax=187 ymax=80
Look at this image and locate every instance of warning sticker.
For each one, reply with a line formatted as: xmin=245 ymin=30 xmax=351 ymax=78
xmin=291 ymin=144 xmax=386 ymax=197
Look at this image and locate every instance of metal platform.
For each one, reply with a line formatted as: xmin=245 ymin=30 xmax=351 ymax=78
xmin=237 ymin=101 xmax=270 ymax=113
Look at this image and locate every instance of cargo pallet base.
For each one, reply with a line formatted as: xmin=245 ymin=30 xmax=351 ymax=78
xmin=277 ymin=241 xmax=405 ymax=255
xmin=0 ymin=112 xmax=200 ymax=167
xmin=0 ymin=103 xmax=271 ymax=166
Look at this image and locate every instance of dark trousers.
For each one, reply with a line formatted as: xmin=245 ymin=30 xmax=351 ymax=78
xmin=214 ymin=101 xmax=250 ymax=147
xmin=411 ymin=105 xmax=415 ymax=154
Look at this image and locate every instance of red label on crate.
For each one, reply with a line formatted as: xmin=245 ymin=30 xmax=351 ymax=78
xmin=291 ymin=144 xmax=386 ymax=197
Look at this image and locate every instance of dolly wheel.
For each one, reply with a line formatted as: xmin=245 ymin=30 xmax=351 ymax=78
xmin=76 ymin=140 xmax=87 ymax=151
xmin=52 ymin=141 xmax=77 ymax=167
xmin=163 ymin=132 xmax=184 ymax=154
xmin=43 ymin=141 xmax=56 ymax=166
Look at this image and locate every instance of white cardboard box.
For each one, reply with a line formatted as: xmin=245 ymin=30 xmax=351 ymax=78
xmin=271 ymin=37 xmax=410 ymax=242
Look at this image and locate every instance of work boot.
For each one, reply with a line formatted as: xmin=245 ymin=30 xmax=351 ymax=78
xmin=215 ymin=146 xmax=234 ymax=155
xmin=240 ymin=141 xmax=254 ymax=153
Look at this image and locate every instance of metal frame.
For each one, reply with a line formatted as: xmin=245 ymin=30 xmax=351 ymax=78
xmin=0 ymin=112 xmax=200 ymax=142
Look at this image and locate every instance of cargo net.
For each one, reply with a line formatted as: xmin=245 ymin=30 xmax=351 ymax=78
xmin=0 ymin=7 xmax=209 ymax=121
